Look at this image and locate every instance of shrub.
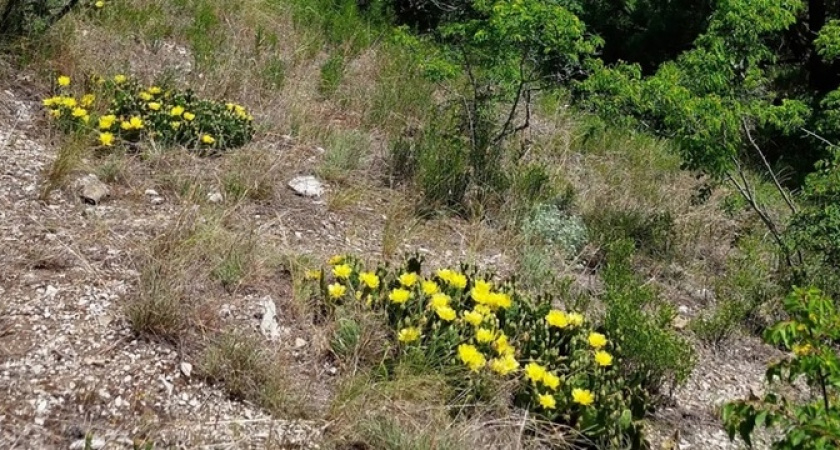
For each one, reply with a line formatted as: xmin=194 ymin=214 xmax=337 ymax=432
xmin=522 ymin=204 xmax=589 ymax=257
xmin=41 ymin=74 xmax=254 ymax=153
xmin=0 ymin=0 xmax=98 ymax=38
xmin=723 ymin=287 xmax=840 ymax=449
xmin=306 ymin=254 xmax=649 ymax=448
xmin=600 ymin=240 xmax=695 ymax=404
xmin=585 ymin=207 xmax=675 ymax=258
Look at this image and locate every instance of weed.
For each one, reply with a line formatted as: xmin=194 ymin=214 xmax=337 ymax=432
xmin=200 ymin=331 xmax=310 ymax=417
xmin=40 ymin=134 xmax=89 ymax=200
xmin=318 ymin=130 xmax=369 ymax=183
xmin=585 ymin=207 xmax=675 ymax=259
xmin=126 ymin=260 xmax=186 ymax=343
xmin=319 ymin=52 xmax=346 ymax=97
xmin=210 ymin=246 xmax=248 ymax=292
xmin=260 ymin=55 xmax=286 ymax=90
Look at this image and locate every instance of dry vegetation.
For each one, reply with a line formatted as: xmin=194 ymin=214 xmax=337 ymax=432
xmin=0 ymin=0 xmax=795 ymax=448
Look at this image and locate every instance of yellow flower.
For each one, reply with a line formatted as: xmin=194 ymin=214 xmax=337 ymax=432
xmin=170 ymin=105 xmax=185 ymax=116
xmin=524 ymin=362 xmax=547 ymax=383
xmin=429 ymin=293 xmax=450 ymax=309
xmin=98 ymin=114 xmax=116 ymax=130
xmin=332 ymin=264 xmax=352 ymax=280
xmin=489 ymin=354 xmax=519 ymax=375
xmin=546 ymin=310 xmax=569 ymax=328
xmin=170 ymin=121 xmax=182 ymax=130
xmin=98 ymin=132 xmax=114 ymax=146
xmin=71 ymin=107 xmax=87 ymax=118
xmin=120 ymin=120 xmax=132 ymax=130
xmin=494 ymin=334 xmax=514 ymax=356
xmin=538 ymin=393 xmax=556 ymax=410
xmin=542 ymin=372 xmax=560 ymax=390
xmin=95 ymin=0 xmax=104 ymax=8
xmin=359 ymin=271 xmax=380 ymax=289
xmin=475 ymin=328 xmax=494 ymax=344
xmin=114 ymin=74 xmax=127 ymax=84
xmin=437 ymin=269 xmax=467 ymax=289
xmin=457 ymin=344 xmax=486 ymax=372
xmin=470 ymin=285 xmax=493 ymax=305
xmin=81 ymin=94 xmax=95 ymax=107
xmin=792 ymin=343 xmax=813 ymax=356
xmin=568 ymin=312 xmax=584 ymax=327
xmin=397 ymin=327 xmax=421 ymax=343
xmin=588 ymin=332 xmax=608 ymax=349
xmin=57 ymin=75 xmax=70 ymax=87
xmin=226 ymin=102 xmax=235 ymax=111
xmin=398 ymin=272 xmax=419 ymax=287
xmin=421 ymin=280 xmax=439 ymax=295
xmin=49 ymin=109 xmax=61 ymax=118
xmin=327 ymin=283 xmax=346 ymax=299
xmin=304 ymin=269 xmax=321 ymax=280
xmin=464 ymin=310 xmax=484 ymax=327
xmin=129 ymin=116 xmax=144 ymax=129
xmin=389 ymin=288 xmax=411 ymax=305
xmin=147 ymin=102 xmax=161 ymax=111
xmin=435 ymin=306 xmax=456 ymax=321
xmin=474 ymin=304 xmax=492 ymax=316
xmin=42 ymin=96 xmax=60 ymax=107
xmin=183 ymin=112 xmax=196 ymax=121
xmin=572 ymin=388 xmax=594 ymax=406
xmin=61 ymin=97 xmax=77 ymax=108
xmin=329 ymin=254 xmax=345 ymax=265
xmin=148 ymin=86 xmax=162 ymax=95
xmin=139 ymin=92 xmax=153 ymax=101
xmin=594 ymin=351 xmax=613 ymax=367
xmin=201 ymin=134 xmax=216 ymax=145
xmin=490 ymin=292 xmax=512 ymax=309
xmin=474 ymin=279 xmax=493 ymax=292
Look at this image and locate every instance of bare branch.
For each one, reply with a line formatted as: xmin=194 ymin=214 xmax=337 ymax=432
xmin=742 ymin=119 xmax=796 ymax=213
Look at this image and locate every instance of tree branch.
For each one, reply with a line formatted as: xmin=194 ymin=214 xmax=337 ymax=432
xmin=742 ymin=119 xmax=797 ymax=214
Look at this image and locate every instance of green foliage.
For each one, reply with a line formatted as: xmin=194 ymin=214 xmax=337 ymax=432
xmin=42 ymin=74 xmax=255 ymax=153
xmin=601 ymin=240 xmax=695 ymax=403
xmin=521 ymin=204 xmax=588 ymax=257
xmin=786 ymin=149 xmax=840 ymax=298
xmin=585 ymin=207 xmax=674 ymax=258
xmin=319 ymin=52 xmax=346 ymax=96
xmin=723 ymin=287 xmax=840 ymax=449
xmin=0 ymin=0 xmax=88 ymax=38
xmin=815 ymin=20 xmax=840 ymax=62
xmin=309 ymin=254 xmax=649 ymax=448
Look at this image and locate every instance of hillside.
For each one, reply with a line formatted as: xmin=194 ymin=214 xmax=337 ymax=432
xmin=1 ymin=1 xmax=838 ymax=449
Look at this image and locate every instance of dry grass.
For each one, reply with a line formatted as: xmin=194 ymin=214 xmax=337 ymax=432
xmin=39 ymin=134 xmax=89 ymax=201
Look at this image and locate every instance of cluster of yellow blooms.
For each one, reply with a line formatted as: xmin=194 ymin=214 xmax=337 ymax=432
xmin=311 ymin=254 xmax=624 ymax=420
xmin=43 ymin=74 xmax=254 ymax=151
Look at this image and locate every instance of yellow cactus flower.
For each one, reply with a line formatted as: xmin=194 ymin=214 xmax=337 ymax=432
xmin=398 ymin=272 xmax=419 ymax=287
xmin=489 ymin=354 xmax=519 ymax=375
xmin=129 ymin=116 xmax=144 ymax=129
xmin=183 ymin=112 xmax=196 ymax=121
xmin=397 ymin=327 xmax=421 ymax=343
xmin=421 ymin=280 xmax=439 ymax=295
xmin=201 ymin=134 xmax=215 ymax=145
xmin=98 ymin=114 xmax=116 ymax=130
xmin=81 ymin=94 xmax=95 ymax=107
xmin=572 ymin=388 xmax=594 ymax=406
xmin=542 ymin=372 xmax=561 ymax=390
xmin=524 ymin=362 xmax=547 ymax=383
xmin=98 ymin=132 xmax=114 ymax=146
xmin=475 ymin=328 xmax=495 ymax=344
xmin=359 ymin=271 xmax=380 ymax=289
xmin=61 ymin=97 xmax=77 ymax=108
xmin=71 ymin=107 xmax=87 ymax=118
xmin=389 ymin=288 xmax=411 ymax=305
xmin=332 ymin=263 xmax=352 ymax=280
xmin=328 ymin=254 xmax=345 ymax=265
xmin=457 ymin=344 xmax=486 ymax=372
xmin=546 ymin=310 xmax=569 ymax=328
xmin=148 ymin=86 xmax=162 ymax=95
xmin=464 ymin=310 xmax=484 ymax=327
xmin=538 ymin=393 xmax=556 ymax=409
xmin=429 ymin=293 xmax=450 ymax=309
xmin=434 ymin=306 xmax=456 ymax=321
xmin=568 ymin=312 xmax=584 ymax=326
xmin=588 ymin=332 xmax=608 ymax=349
xmin=114 ymin=74 xmax=127 ymax=84
xmin=147 ymin=102 xmax=161 ymax=111
xmin=494 ymin=334 xmax=514 ymax=356
xmin=304 ymin=269 xmax=321 ymax=281
xmin=594 ymin=350 xmax=613 ymax=367
xmin=139 ymin=92 xmax=153 ymax=101
xmin=170 ymin=121 xmax=182 ymax=130
xmin=57 ymin=75 xmax=70 ymax=87
xmin=170 ymin=105 xmax=185 ymax=116
xmin=327 ymin=283 xmax=346 ymax=299
xmin=95 ymin=0 xmax=104 ymax=8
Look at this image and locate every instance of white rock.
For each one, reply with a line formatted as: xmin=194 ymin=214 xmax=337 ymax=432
xmin=259 ymin=296 xmax=280 ymax=339
xmin=207 ymin=192 xmax=223 ymax=204
xmin=150 ymin=196 xmax=165 ymax=205
xmin=144 ymin=189 xmax=159 ymax=196
xmin=180 ymin=361 xmax=192 ymax=378
xmin=70 ymin=438 xmax=105 ymax=449
xmin=288 ymin=176 xmax=324 ymax=198
xmin=294 ymin=338 xmax=307 ymax=349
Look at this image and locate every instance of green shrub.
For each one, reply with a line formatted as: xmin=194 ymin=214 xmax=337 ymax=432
xmin=723 ymin=287 xmax=840 ymax=449
xmin=319 ymin=52 xmax=346 ymax=96
xmin=307 ymin=254 xmax=649 ymax=448
xmin=42 ymin=74 xmax=255 ymax=153
xmin=0 ymin=0 xmax=93 ymax=38
xmin=522 ymin=204 xmax=588 ymax=257
xmin=601 ymin=240 xmax=695 ymax=404
xmin=585 ymin=207 xmax=675 ymax=258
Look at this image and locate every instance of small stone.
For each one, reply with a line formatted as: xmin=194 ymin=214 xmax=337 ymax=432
xmin=259 ymin=296 xmax=280 ymax=340
xmin=144 ymin=189 xmax=159 ymax=197
xmin=207 ymin=192 xmax=223 ymax=204
xmin=74 ymin=174 xmax=109 ymax=205
xmin=44 ymin=285 xmax=59 ymax=298
xmin=150 ymin=196 xmax=165 ymax=205
xmin=70 ymin=438 xmax=105 ymax=449
xmin=288 ymin=176 xmax=324 ymax=198
xmin=180 ymin=361 xmax=193 ymax=378
xmin=294 ymin=338 xmax=307 ymax=349
xmin=673 ymin=315 xmax=690 ymax=330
